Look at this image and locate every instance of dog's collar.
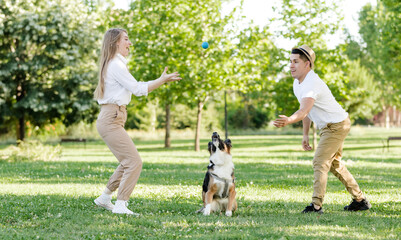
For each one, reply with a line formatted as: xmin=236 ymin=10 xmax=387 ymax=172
xmin=210 ymin=172 xmax=234 ymax=199
xmin=210 ymin=172 xmax=233 ymax=182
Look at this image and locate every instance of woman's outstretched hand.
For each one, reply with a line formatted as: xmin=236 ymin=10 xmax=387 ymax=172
xmin=160 ymin=67 xmax=182 ymax=83
xmin=148 ymin=67 xmax=182 ymax=93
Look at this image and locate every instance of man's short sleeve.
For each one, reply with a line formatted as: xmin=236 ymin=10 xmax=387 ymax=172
xmin=301 ymin=80 xmax=319 ymax=100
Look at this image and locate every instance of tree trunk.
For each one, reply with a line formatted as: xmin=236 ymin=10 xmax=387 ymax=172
xmin=312 ymin=122 xmax=317 ymax=151
xmin=392 ymin=106 xmax=396 ymax=127
xmin=150 ymin=102 xmax=157 ymax=132
xmin=16 ymin=82 xmax=25 ymax=142
xmin=16 ymin=116 xmax=25 ymax=143
xmin=242 ymin=93 xmax=249 ymax=128
xmin=164 ymin=103 xmax=171 ymax=148
xmin=385 ymin=106 xmax=390 ymax=129
xmin=224 ymin=91 xmax=228 ymax=139
xmin=195 ymin=100 xmax=204 ymax=152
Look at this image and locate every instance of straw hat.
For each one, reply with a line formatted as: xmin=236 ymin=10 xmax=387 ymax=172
xmin=292 ymin=45 xmax=315 ymax=68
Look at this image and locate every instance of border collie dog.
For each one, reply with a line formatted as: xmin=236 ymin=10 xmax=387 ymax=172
xmin=198 ymin=132 xmax=237 ymax=216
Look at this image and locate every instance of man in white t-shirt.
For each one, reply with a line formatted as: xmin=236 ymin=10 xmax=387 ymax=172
xmin=273 ymin=45 xmax=371 ymax=213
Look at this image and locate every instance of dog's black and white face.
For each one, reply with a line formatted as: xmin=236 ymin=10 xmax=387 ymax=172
xmin=208 ymin=132 xmax=232 ymax=155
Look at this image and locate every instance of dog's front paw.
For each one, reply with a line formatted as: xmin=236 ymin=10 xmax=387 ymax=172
xmin=225 ymin=210 xmax=232 ymax=217
xmin=203 ymin=204 xmax=211 ymax=216
xmin=195 ymin=207 xmax=204 ymax=213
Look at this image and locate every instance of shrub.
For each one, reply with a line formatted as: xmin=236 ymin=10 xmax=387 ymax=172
xmin=226 ymin=103 xmax=270 ymax=129
xmin=0 ymin=140 xmax=61 ymax=162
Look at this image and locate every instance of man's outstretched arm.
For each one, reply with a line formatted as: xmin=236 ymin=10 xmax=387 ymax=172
xmin=273 ymin=97 xmax=315 ymax=127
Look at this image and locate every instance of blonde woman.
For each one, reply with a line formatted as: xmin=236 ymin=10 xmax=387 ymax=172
xmin=93 ymin=28 xmax=181 ymax=215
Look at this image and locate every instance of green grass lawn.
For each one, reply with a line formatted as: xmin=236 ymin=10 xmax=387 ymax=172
xmin=1 ymin=127 xmax=401 ymax=239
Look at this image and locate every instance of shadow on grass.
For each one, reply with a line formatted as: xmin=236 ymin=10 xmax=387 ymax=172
xmin=0 ymin=160 xmax=312 ymax=185
xmin=343 ymin=145 xmax=388 ymax=151
xmin=1 ymin=159 xmax=400 ymax=193
xmin=60 ymin=137 xmax=305 ymax=153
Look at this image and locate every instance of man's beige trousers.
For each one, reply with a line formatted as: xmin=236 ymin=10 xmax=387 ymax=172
xmin=312 ymin=117 xmax=365 ymax=207
xmin=96 ymin=104 xmax=142 ymax=201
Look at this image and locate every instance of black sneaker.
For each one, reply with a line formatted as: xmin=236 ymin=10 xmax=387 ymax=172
xmin=302 ymin=203 xmax=323 ymax=214
xmin=344 ymin=199 xmax=372 ymax=211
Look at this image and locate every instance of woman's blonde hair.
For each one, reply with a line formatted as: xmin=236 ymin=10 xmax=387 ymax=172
xmin=94 ymin=28 xmax=127 ymax=100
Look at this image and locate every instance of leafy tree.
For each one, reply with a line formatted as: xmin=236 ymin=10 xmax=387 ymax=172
xmin=225 ymin=94 xmax=270 ymax=129
xmin=342 ymin=59 xmax=380 ymax=121
xmin=0 ymin=0 xmax=101 ymax=141
xmin=113 ymin=0 xmax=239 ymax=151
xmin=125 ymin=101 xmax=160 ymax=131
xmin=353 ymin=0 xmax=401 ymax=127
xmin=231 ymin=25 xmax=283 ymax=129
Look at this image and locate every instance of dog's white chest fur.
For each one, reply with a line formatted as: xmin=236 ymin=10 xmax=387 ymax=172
xmin=209 ymin=147 xmax=234 ymax=180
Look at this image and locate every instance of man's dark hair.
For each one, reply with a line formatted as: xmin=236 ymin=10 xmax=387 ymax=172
xmin=291 ymin=49 xmax=311 ymax=67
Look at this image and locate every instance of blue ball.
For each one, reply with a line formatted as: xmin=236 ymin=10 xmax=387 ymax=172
xmin=202 ymin=41 xmax=209 ymax=49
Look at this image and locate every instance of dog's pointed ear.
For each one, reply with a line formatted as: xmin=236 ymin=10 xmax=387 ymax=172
xmin=208 ymin=141 xmax=213 ymax=155
xmin=224 ymin=139 xmax=232 ymax=148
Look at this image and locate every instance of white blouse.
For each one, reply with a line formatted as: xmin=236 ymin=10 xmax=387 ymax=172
xmin=97 ymin=54 xmax=151 ymax=106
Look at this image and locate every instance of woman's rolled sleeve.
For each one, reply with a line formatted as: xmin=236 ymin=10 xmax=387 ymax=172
xmin=111 ymin=61 xmax=149 ymax=97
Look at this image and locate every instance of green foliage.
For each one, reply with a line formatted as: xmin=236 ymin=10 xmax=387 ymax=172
xmin=231 ymin=25 xmax=283 ymax=128
xmin=232 ymin=25 xmax=283 ymax=93
xmin=355 ymin=0 xmax=401 ymax=108
xmin=227 ymin=104 xmax=269 ymax=129
xmin=0 ymin=140 xmax=61 ymax=162
xmin=275 ymin=0 xmax=342 ymax=48
xmin=107 ymin=0 xmax=243 ymax=149
xmin=343 ymin=60 xmax=380 ymax=121
xmin=119 ymin=0 xmax=246 ymax=119
xmin=313 ymin=49 xmax=349 ymax=101
xmin=125 ymin=102 xmax=160 ymax=131
xmin=125 ymin=102 xmax=222 ymax=131
xmin=170 ymin=103 xmax=222 ymax=131
xmin=0 ymin=0 xmax=396 ymax=140
xmin=0 ymin=0 xmax=101 ymax=140
xmin=225 ymin=92 xmax=271 ymax=129
xmin=170 ymin=104 xmax=198 ymax=130
xmin=26 ymin=121 xmax=66 ymax=141
xmin=272 ymin=75 xmax=298 ymax=116
xmin=117 ymin=0 xmax=233 ymax=106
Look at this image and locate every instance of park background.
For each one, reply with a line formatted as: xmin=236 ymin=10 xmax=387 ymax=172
xmin=0 ymin=0 xmax=400 ymax=239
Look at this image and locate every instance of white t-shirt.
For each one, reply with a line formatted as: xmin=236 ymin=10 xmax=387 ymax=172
xmin=293 ymin=70 xmax=348 ymax=129
xmin=97 ymin=54 xmax=152 ymax=106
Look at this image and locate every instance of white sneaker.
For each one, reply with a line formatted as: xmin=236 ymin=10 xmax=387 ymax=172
xmin=112 ymin=200 xmax=139 ymax=216
xmin=94 ymin=194 xmax=114 ymax=211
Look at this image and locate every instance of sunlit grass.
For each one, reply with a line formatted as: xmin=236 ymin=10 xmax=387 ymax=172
xmin=1 ymin=127 xmax=401 ymax=239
